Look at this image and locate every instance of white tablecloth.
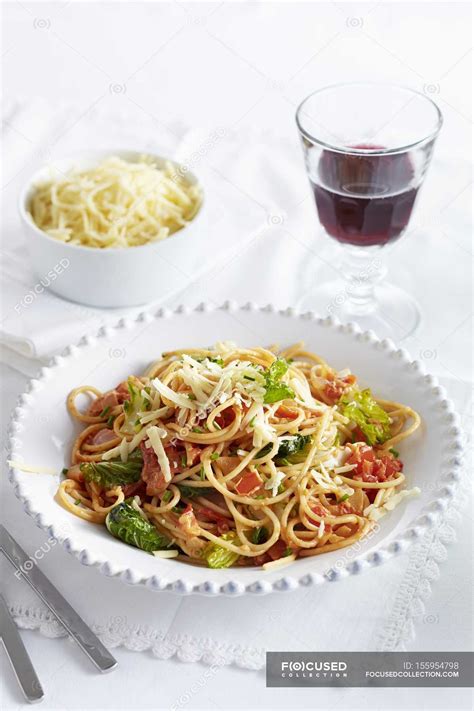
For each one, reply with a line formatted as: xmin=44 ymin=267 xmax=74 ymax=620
xmin=1 ymin=2 xmax=472 ymax=710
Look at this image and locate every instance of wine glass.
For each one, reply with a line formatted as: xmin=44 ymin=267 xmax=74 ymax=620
xmin=296 ymin=82 xmax=442 ymax=341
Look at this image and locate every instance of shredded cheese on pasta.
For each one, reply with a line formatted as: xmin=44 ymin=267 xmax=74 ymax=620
xmin=146 ymin=425 xmax=172 ymax=482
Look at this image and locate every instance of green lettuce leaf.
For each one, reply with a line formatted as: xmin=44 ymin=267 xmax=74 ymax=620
xmin=263 ymin=358 xmax=295 ymax=404
xmin=341 ymin=389 xmax=391 ymax=445
xmin=106 ymin=499 xmax=172 ymax=552
xmin=202 ymin=531 xmax=240 ymax=569
xmin=80 ymin=449 xmax=143 ymax=488
xmin=256 ymin=434 xmax=312 ymax=463
xmin=275 ymin=434 xmax=312 ymax=463
xmin=177 ymin=484 xmax=214 ymax=499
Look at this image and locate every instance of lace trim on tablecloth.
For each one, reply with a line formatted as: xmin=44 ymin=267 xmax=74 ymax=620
xmin=9 ymin=604 xmax=266 ymax=670
xmin=376 ymin=468 xmax=467 ymax=652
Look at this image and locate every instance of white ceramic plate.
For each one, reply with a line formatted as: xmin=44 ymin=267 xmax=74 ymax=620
xmin=8 ymin=303 xmax=463 ymax=596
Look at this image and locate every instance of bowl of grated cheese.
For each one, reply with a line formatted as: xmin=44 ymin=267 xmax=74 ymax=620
xmin=19 ymin=150 xmax=206 ymax=307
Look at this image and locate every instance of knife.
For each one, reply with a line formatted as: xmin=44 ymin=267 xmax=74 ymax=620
xmin=0 ymin=593 xmax=44 ymax=703
xmin=0 ymin=525 xmax=117 ymax=673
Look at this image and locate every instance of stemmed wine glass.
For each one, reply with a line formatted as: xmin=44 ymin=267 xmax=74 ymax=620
xmin=296 ymin=82 xmax=442 ymax=341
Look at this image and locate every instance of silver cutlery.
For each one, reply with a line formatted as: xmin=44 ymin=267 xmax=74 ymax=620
xmin=0 ymin=592 xmax=44 ymax=703
xmin=0 ymin=525 xmax=117 ymax=702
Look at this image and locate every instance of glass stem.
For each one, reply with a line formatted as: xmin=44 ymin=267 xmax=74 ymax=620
xmin=339 ymin=246 xmax=386 ymax=316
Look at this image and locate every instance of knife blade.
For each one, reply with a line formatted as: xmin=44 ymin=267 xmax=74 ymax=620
xmin=0 ymin=525 xmax=117 ymax=673
xmin=0 ymin=592 xmax=44 ymax=703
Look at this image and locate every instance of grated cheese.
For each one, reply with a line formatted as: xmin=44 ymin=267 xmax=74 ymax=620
xmin=127 ymin=427 xmax=149 ymax=454
xmin=146 ymin=425 xmax=171 ymax=482
xmin=311 ymin=466 xmax=337 ymax=492
xmin=382 ymin=487 xmax=421 ymax=511
xmin=153 ymin=550 xmax=179 ymax=558
xmin=311 ymin=465 xmax=353 ymax=500
xmin=290 ymin=376 xmax=320 ymax=409
xmin=262 ymin=554 xmax=296 ymax=571
xmin=139 ymin=406 xmax=171 ymax=425
xmin=101 ymin=444 xmax=122 ymax=461
xmin=364 ymin=487 xmax=421 ymax=521
xmin=119 ymin=436 xmax=129 ymax=463
xmin=151 ymin=378 xmax=197 ymax=410
xmin=7 ymin=460 xmax=57 ymax=475
xmin=251 ymin=403 xmax=276 ymax=448
xmin=29 ymin=156 xmax=202 ymax=248
xmin=264 ymin=467 xmax=286 ymax=497
xmin=151 ymin=357 xmax=269 ymax=430
xmin=318 ymin=520 xmax=325 ymax=538
xmin=101 ymin=427 xmax=149 ymax=461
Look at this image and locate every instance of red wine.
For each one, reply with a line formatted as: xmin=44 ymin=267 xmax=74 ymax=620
xmin=312 ymin=146 xmax=418 ymax=247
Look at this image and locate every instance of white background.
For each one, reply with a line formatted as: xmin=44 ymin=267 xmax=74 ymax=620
xmin=1 ymin=2 xmax=472 ymax=710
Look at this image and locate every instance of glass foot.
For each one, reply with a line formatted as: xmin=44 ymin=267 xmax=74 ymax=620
xmin=296 ymin=280 xmax=421 ymax=342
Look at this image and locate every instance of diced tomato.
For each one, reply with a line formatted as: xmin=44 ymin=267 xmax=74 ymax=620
xmin=323 ymin=382 xmax=343 ymax=403
xmin=307 ymin=505 xmax=332 ymax=534
xmin=309 ymin=504 xmax=329 ymax=519
xmin=334 ymin=501 xmax=355 ymax=515
xmin=347 ymin=445 xmax=374 ymax=465
xmin=347 ymin=445 xmax=403 ymax=483
xmin=352 ymin=426 xmax=367 ymax=442
xmin=233 ymin=469 xmax=262 ymax=496
xmin=382 ymin=456 xmax=403 ymax=478
xmin=197 ymin=507 xmax=231 ymax=534
xmin=252 ymin=539 xmax=297 ymax=566
xmin=323 ymin=373 xmax=356 ymax=404
xmin=215 ymin=407 xmax=235 ymax=429
xmin=197 ymin=506 xmax=227 ymax=523
xmin=275 ymin=405 xmax=299 ymax=420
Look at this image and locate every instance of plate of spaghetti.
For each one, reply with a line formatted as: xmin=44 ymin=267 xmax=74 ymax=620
xmin=8 ymin=303 xmax=462 ymax=595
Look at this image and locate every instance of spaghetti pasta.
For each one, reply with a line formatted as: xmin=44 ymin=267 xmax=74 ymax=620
xmin=58 ymin=342 xmax=421 ymax=569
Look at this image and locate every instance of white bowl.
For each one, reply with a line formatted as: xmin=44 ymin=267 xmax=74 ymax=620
xmin=18 ymin=150 xmax=206 ymax=308
xmin=8 ymin=303 xmax=463 ymax=596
